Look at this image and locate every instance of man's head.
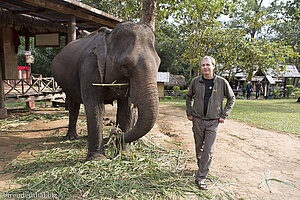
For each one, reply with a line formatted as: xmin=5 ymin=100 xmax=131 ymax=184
xmin=201 ymin=56 xmax=215 ymax=79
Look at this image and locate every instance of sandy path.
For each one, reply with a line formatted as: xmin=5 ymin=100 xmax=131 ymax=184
xmin=151 ymin=103 xmax=300 ymax=200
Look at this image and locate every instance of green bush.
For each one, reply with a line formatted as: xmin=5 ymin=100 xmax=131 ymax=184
xmin=172 ymin=86 xmax=180 ymax=91
xmin=165 ymin=96 xmax=173 ymax=99
xmin=294 ymin=91 xmax=300 ymax=98
xmin=272 ymin=89 xmax=281 ymax=99
xmin=286 ymin=85 xmax=295 ymax=98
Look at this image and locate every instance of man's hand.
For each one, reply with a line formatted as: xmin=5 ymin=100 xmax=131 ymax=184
xmin=218 ymin=118 xmax=225 ymax=123
xmin=187 ymin=116 xmax=193 ymax=121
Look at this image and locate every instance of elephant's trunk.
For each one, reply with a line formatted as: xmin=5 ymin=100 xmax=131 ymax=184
xmin=124 ymin=73 xmax=159 ymax=143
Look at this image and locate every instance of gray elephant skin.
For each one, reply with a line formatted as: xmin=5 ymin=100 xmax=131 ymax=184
xmin=51 ymin=22 xmax=160 ymax=161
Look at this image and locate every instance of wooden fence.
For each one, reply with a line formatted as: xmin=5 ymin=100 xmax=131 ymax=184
xmin=3 ymin=75 xmax=65 ymax=104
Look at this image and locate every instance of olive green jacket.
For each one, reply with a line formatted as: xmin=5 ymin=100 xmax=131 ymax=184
xmin=186 ymin=75 xmax=235 ymax=120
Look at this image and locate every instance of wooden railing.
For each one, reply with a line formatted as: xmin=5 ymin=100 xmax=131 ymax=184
xmin=4 ymin=75 xmax=61 ymax=97
xmin=3 ymin=75 xmax=64 ymax=104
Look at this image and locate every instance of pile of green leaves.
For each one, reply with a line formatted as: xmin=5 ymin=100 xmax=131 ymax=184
xmin=2 ymin=135 xmax=215 ymax=199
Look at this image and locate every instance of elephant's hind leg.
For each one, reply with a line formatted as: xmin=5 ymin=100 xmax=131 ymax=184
xmin=66 ymin=97 xmax=80 ymax=140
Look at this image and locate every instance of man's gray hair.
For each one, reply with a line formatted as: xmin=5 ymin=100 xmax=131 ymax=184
xmin=201 ymin=56 xmax=216 ymax=66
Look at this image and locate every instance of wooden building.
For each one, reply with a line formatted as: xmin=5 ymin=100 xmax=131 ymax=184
xmin=0 ymin=0 xmax=122 ymax=118
xmin=157 ymin=72 xmax=170 ymax=98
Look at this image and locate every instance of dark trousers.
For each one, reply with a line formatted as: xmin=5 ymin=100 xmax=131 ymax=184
xmin=247 ymin=91 xmax=251 ymax=99
xmin=192 ymin=117 xmax=219 ymax=181
xmin=256 ymin=91 xmax=260 ymax=99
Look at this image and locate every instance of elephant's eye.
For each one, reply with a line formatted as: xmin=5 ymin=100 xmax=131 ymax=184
xmin=120 ymin=65 xmax=130 ymax=76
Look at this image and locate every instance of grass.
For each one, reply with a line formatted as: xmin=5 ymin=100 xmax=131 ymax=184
xmin=0 ymin=132 xmax=217 ymax=199
xmin=229 ymin=99 xmax=300 ymax=135
xmin=160 ymin=98 xmax=300 ymax=135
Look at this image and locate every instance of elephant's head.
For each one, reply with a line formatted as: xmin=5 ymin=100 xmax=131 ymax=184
xmin=95 ymin=22 xmax=160 ymax=143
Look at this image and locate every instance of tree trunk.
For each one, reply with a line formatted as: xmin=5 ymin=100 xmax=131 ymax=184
xmin=141 ymin=0 xmax=157 ymax=31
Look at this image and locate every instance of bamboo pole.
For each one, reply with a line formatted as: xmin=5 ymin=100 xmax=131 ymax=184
xmin=92 ymin=83 xmax=129 ymax=86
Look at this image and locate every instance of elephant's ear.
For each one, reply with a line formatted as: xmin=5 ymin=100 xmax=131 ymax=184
xmin=93 ymin=27 xmax=111 ymax=83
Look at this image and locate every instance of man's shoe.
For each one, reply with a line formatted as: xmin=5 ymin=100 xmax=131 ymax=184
xmin=195 ymin=180 xmax=208 ymax=190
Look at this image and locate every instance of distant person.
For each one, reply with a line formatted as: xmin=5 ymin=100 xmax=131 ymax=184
xmin=186 ymin=56 xmax=235 ymax=190
xmin=246 ymin=82 xmax=253 ymax=100
xmin=255 ymin=81 xmax=263 ymax=99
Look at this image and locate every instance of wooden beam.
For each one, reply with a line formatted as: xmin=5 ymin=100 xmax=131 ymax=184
xmin=22 ymin=0 xmax=121 ymax=28
xmin=0 ymin=10 xmax=68 ymax=34
xmin=11 ymin=8 xmax=48 ymax=14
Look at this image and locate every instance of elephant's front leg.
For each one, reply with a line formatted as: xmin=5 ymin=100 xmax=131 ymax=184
xmin=84 ymin=102 xmax=106 ymax=161
xmin=117 ymin=98 xmax=137 ymax=133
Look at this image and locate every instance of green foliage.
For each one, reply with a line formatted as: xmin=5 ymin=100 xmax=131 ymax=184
xmin=165 ymin=96 xmax=173 ymax=100
xmin=268 ymin=0 xmax=300 ymax=68
xmin=294 ymin=91 xmax=300 ymax=98
xmin=172 ymin=86 xmax=180 ymax=91
xmin=272 ymin=88 xmax=282 ymax=99
xmin=155 ymin=22 xmax=187 ymax=75
xmin=81 ymin=0 xmax=141 ymax=21
xmin=286 ymin=85 xmax=295 ymax=98
xmin=14 ymin=0 xmax=300 ymax=81
xmin=17 ymin=36 xmax=64 ymax=77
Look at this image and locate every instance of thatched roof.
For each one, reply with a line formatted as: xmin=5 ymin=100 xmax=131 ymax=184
xmin=220 ymin=65 xmax=300 ymax=79
xmin=165 ymin=74 xmax=186 ymax=87
xmin=267 ymin=65 xmax=300 ymax=78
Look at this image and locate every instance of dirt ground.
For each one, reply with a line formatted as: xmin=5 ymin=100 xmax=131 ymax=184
xmin=0 ymin=103 xmax=299 ymax=200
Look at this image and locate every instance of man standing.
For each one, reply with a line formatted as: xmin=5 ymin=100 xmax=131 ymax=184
xmin=255 ymin=80 xmax=262 ymax=99
xmin=246 ymin=82 xmax=253 ymax=100
xmin=186 ymin=56 xmax=235 ymax=190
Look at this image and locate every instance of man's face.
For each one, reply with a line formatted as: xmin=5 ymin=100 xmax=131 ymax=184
xmin=201 ymin=58 xmax=215 ymax=76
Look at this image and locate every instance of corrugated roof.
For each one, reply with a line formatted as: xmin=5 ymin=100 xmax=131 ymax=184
xmin=157 ymin=72 xmax=170 ymax=83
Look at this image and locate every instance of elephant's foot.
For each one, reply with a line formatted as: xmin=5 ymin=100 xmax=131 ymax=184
xmin=65 ymin=131 xmax=78 ymax=140
xmin=85 ymin=152 xmax=106 ymax=162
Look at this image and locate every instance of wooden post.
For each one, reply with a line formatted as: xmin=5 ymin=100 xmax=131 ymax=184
xmin=67 ymin=15 xmax=76 ymax=43
xmin=0 ymin=64 xmax=7 ymax=119
xmin=0 ymin=26 xmax=7 ymax=118
xmin=25 ymin=34 xmax=35 ymax=109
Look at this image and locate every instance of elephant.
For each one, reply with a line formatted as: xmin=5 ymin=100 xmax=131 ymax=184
xmin=51 ymin=22 xmax=160 ymax=161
